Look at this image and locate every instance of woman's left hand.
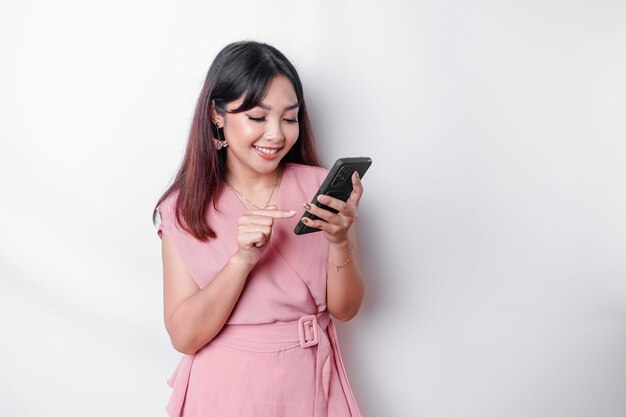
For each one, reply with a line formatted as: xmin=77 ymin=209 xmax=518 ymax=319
xmin=301 ymin=171 xmax=363 ymax=245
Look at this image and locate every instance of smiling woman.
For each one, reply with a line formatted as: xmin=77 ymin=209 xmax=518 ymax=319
xmin=152 ymin=40 xmax=366 ymax=417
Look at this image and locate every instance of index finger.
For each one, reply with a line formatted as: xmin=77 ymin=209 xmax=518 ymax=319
xmin=346 ymin=172 xmax=364 ymax=207
xmin=245 ymin=209 xmax=297 ymax=218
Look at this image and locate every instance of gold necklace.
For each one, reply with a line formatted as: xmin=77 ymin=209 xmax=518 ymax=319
xmin=226 ymin=166 xmax=282 ymax=210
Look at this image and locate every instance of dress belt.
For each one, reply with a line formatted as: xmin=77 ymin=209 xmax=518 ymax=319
xmin=165 ymin=310 xmax=363 ymax=417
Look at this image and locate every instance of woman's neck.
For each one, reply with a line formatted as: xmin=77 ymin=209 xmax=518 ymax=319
xmin=226 ymin=162 xmax=284 ymax=194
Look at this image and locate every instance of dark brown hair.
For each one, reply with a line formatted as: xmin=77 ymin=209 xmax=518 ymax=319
xmin=152 ymin=40 xmax=323 ymax=241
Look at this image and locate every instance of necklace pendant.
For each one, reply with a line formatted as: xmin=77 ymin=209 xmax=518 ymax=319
xmin=226 ymin=166 xmax=282 ymax=211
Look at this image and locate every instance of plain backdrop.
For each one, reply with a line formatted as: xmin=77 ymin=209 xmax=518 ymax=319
xmin=1 ymin=1 xmax=625 ymax=416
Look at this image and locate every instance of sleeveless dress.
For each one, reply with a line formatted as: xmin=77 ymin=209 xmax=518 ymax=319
xmin=155 ymin=162 xmax=364 ymax=417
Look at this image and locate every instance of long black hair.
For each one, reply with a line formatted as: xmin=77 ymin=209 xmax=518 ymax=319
xmin=152 ymin=40 xmax=322 ymax=241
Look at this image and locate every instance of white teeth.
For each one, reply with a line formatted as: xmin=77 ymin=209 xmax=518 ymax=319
xmin=255 ymin=146 xmax=279 ymax=154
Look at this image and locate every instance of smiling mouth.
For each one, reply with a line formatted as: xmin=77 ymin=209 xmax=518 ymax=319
xmin=253 ymin=146 xmax=282 ymax=155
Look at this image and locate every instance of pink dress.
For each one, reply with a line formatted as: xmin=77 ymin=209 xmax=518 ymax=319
xmin=155 ymin=162 xmax=363 ymax=417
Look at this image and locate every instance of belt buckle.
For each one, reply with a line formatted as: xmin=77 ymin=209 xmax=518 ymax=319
xmin=298 ymin=314 xmax=319 ymax=348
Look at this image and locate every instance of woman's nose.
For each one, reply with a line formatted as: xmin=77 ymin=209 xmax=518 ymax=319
xmin=264 ymin=118 xmax=285 ymax=141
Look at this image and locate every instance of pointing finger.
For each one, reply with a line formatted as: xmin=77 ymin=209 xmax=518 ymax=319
xmin=245 ymin=208 xmax=297 ymax=218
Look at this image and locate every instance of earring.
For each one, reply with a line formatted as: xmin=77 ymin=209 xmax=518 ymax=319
xmin=213 ymin=122 xmax=228 ymax=150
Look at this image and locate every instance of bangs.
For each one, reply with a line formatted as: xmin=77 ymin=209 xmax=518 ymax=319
xmin=228 ymin=67 xmax=278 ymax=114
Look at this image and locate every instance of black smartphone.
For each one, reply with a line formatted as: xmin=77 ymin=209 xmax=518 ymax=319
xmin=294 ymin=156 xmax=372 ymax=235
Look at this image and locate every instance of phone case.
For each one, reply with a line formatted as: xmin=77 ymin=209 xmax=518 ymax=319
xmin=294 ymin=156 xmax=372 ymax=235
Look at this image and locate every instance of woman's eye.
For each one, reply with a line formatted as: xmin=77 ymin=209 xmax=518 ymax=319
xmin=247 ymin=116 xmax=298 ymax=123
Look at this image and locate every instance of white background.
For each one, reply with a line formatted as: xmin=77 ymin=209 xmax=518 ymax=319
xmin=1 ymin=1 xmax=625 ymax=416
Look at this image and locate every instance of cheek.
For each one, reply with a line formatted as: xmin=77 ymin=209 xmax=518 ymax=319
xmin=287 ymin=124 xmax=300 ymax=139
xmin=231 ymin=122 xmax=262 ymax=140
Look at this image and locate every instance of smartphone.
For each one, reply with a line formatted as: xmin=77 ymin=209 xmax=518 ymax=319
xmin=294 ymin=156 xmax=372 ymax=235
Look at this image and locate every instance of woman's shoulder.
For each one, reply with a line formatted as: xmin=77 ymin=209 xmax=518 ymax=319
xmin=157 ymin=188 xmax=181 ymax=213
xmin=285 ymin=162 xmax=329 ymax=185
xmin=155 ymin=188 xmax=182 ymax=234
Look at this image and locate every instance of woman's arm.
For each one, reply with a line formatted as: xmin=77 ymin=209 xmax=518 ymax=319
xmin=162 ymin=234 xmax=255 ymax=355
xmin=326 ymin=225 xmax=365 ymax=322
xmin=162 ymin=207 xmax=295 ymax=355
xmin=300 ymin=171 xmax=366 ymax=322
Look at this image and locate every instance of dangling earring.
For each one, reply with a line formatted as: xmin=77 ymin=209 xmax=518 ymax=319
xmin=213 ymin=122 xmax=228 ymax=150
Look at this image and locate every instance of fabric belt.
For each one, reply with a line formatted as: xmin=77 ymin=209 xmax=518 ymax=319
xmin=165 ymin=310 xmax=362 ymax=417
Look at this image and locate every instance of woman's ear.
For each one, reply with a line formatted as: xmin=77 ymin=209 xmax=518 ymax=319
xmin=209 ymin=100 xmax=223 ymax=126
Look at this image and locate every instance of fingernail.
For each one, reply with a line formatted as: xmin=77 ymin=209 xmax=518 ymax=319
xmin=317 ymin=195 xmax=326 ymax=202
xmin=288 ymin=210 xmax=296 ymax=215
xmin=303 ymin=203 xmax=311 ymax=210
xmin=353 ymin=171 xmax=360 ymax=179
xmin=301 ymin=217 xmax=309 ymax=223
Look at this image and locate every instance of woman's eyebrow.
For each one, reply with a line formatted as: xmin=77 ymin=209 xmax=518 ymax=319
xmin=258 ymin=102 xmax=300 ymax=111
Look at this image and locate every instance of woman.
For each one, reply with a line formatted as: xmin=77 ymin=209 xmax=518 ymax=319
xmin=153 ymin=40 xmax=365 ymax=417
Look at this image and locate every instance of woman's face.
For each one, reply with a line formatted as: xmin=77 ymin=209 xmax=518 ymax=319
xmin=214 ymin=74 xmax=300 ymax=178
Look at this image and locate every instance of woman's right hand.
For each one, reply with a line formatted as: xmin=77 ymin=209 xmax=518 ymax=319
xmin=234 ymin=205 xmax=296 ymax=267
